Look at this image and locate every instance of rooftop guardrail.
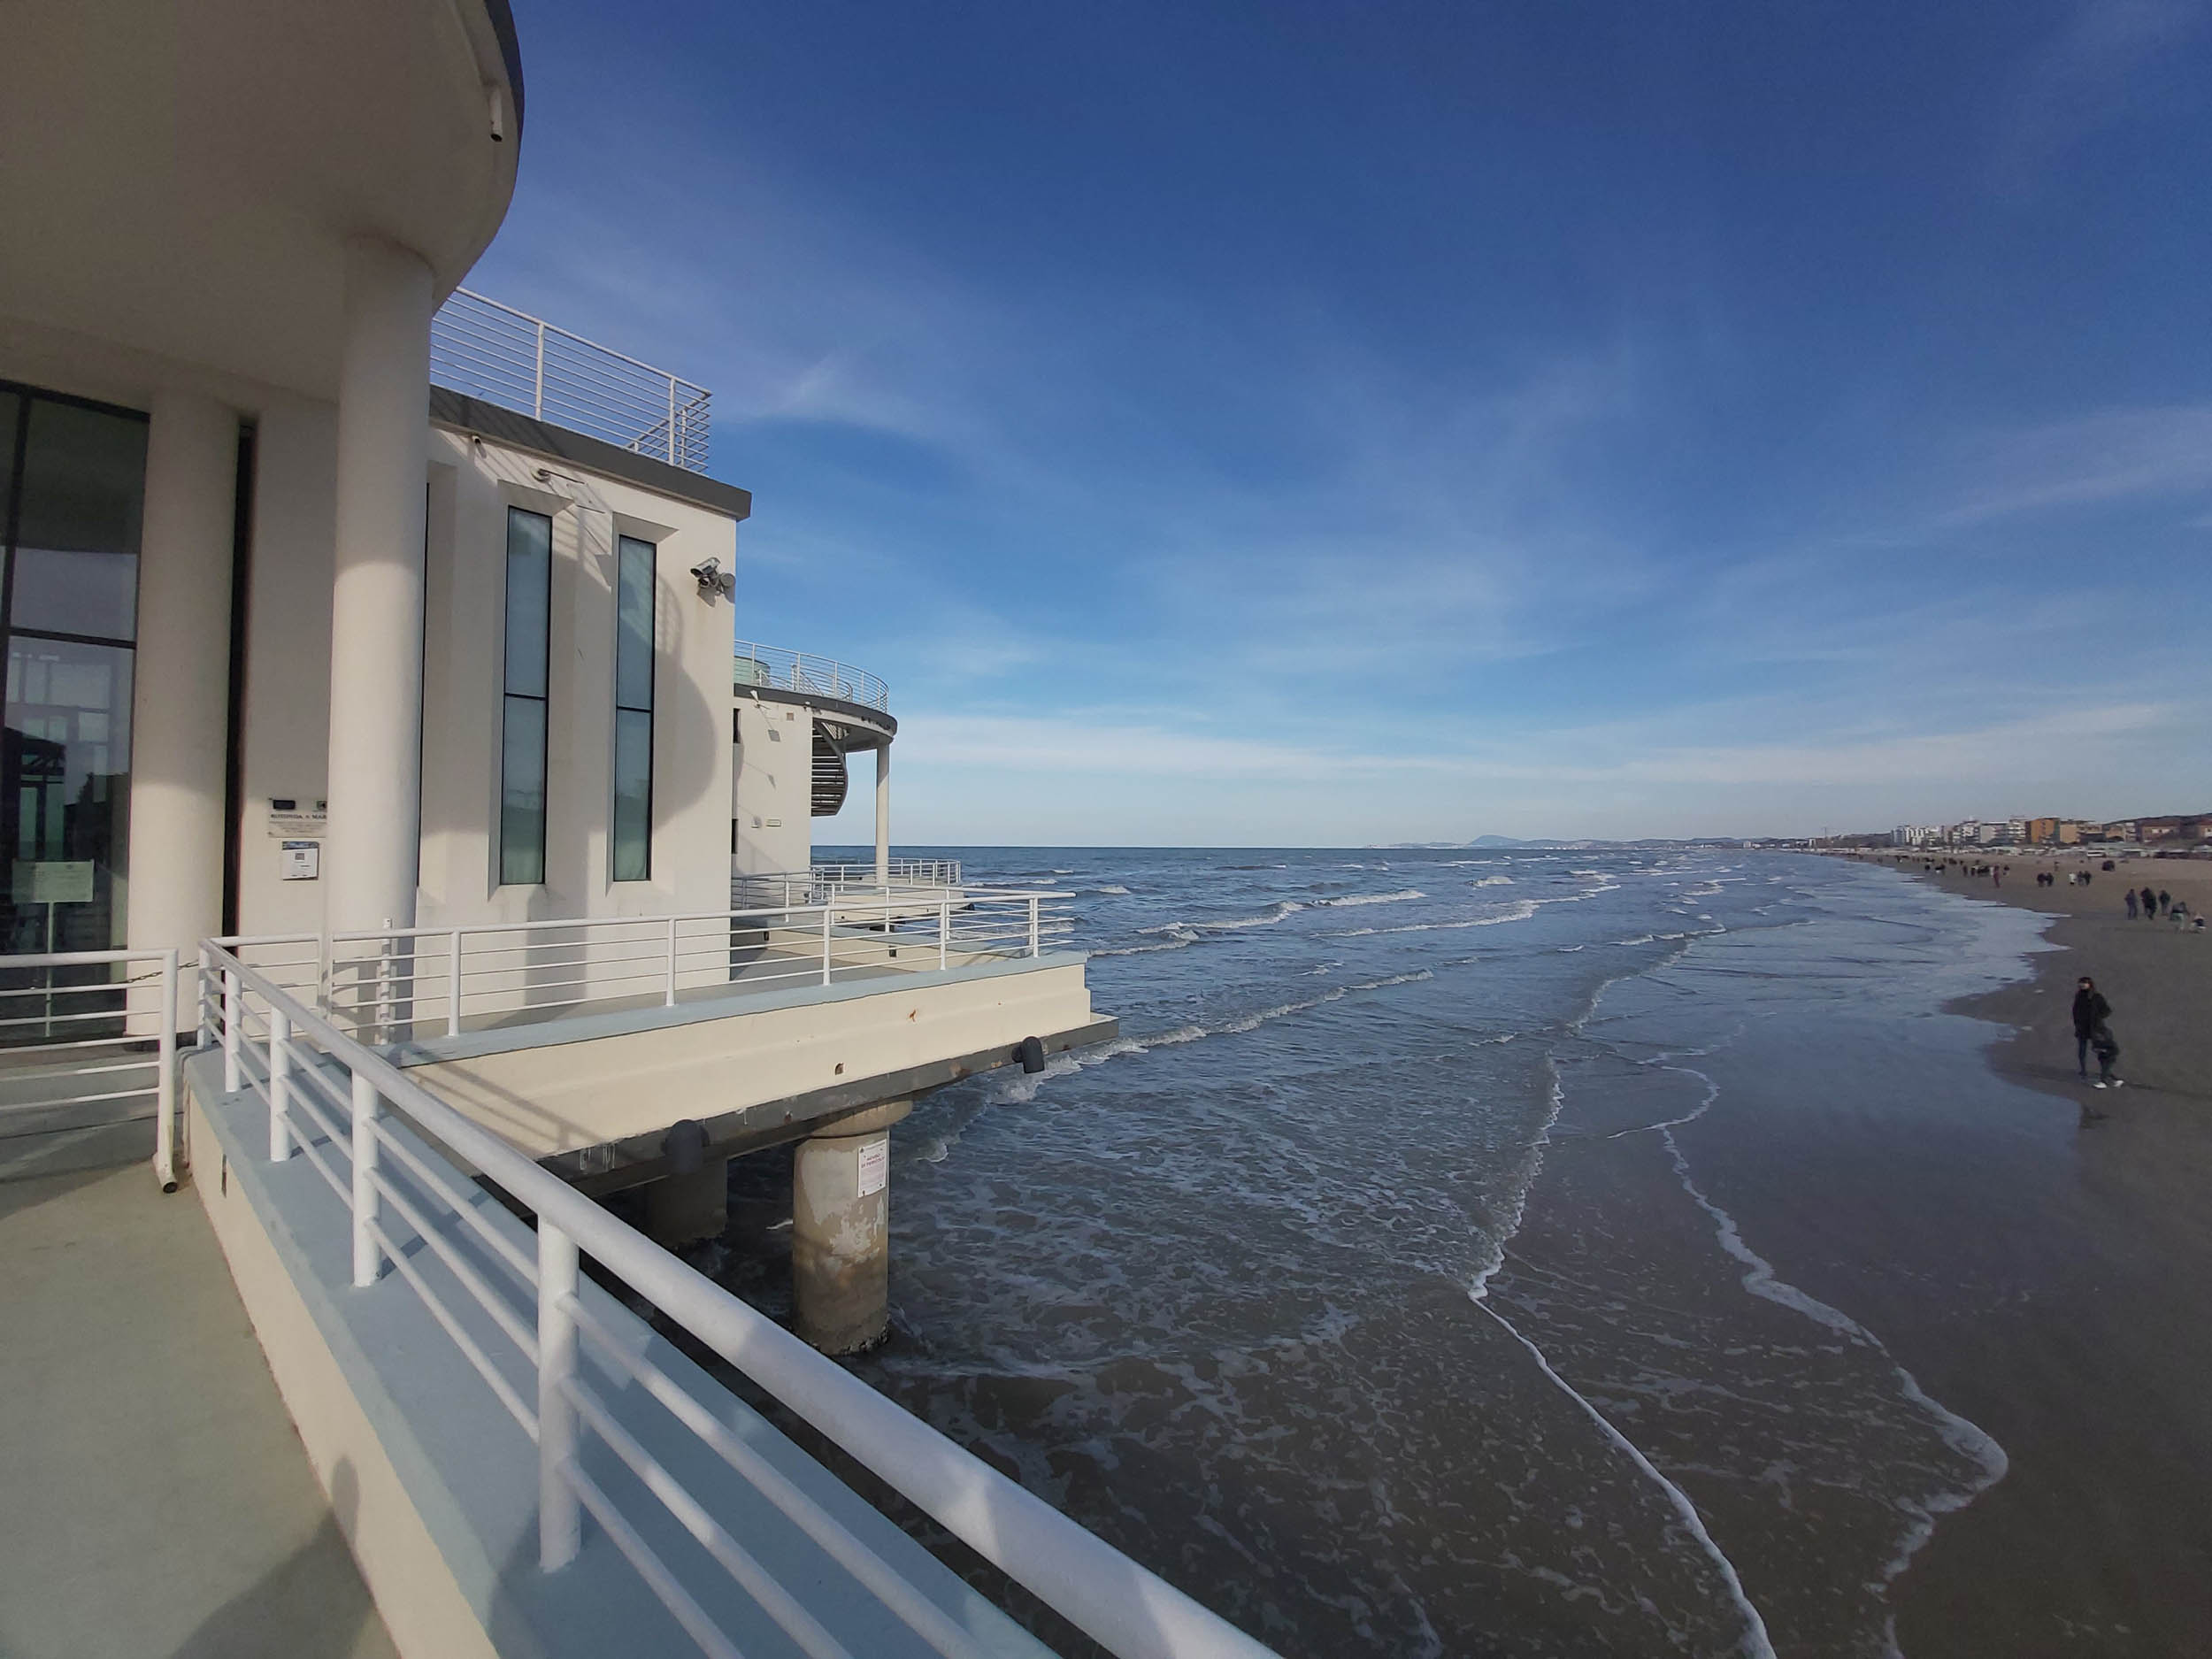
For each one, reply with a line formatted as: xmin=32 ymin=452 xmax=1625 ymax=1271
xmin=431 ymin=288 xmax=711 ymax=472
xmin=734 ymin=642 xmax=889 ymax=713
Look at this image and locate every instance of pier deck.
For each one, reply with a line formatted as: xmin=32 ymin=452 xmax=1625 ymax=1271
xmin=0 ymin=1165 xmax=393 ymax=1659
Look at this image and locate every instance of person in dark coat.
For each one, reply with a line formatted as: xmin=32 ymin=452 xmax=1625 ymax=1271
xmin=2141 ymin=885 xmax=2158 ymax=918
xmin=2072 ymin=976 xmax=2112 ymax=1081
xmin=2159 ymin=888 xmax=2171 ymax=916
xmin=2126 ymin=889 xmax=2139 ymax=919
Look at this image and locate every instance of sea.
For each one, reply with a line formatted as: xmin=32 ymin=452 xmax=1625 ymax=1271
xmin=719 ymin=846 xmax=2061 ymax=1658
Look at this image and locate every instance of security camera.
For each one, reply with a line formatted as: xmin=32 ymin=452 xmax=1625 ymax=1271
xmin=691 ymin=557 xmax=735 ymax=599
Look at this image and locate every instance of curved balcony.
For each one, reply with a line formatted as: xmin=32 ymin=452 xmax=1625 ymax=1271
xmin=733 ymin=642 xmax=888 ymax=713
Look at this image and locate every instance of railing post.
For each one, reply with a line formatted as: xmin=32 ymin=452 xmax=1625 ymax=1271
xmin=223 ymin=965 xmax=242 ymax=1094
xmin=820 ymin=902 xmax=834 ymax=987
xmin=374 ymin=928 xmax=396 ymax=1046
xmin=154 ymin=951 xmax=180 ymax=1190
xmin=1028 ymin=895 xmax=1041 ymax=958
xmin=447 ymin=929 xmax=464 ymax=1038
xmin=196 ymin=944 xmax=213 ymax=1050
xmin=534 ymin=319 xmax=546 ymax=419
xmin=940 ymin=898 xmax=950 ymax=970
xmin=665 ymin=916 xmax=680 ymax=1006
xmin=667 ymin=375 xmax=678 ymax=465
xmin=268 ymin=1006 xmax=294 ymax=1162
xmin=538 ymin=1224 xmax=582 ymax=1571
xmin=350 ymin=1071 xmax=381 ymax=1288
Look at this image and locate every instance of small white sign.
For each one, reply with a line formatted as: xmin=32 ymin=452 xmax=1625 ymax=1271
xmin=280 ymin=841 xmax=321 ymax=881
xmin=267 ymin=804 xmax=327 ymax=839
xmin=11 ymin=861 xmax=95 ymax=904
xmin=856 ymin=1139 xmax=889 ymax=1198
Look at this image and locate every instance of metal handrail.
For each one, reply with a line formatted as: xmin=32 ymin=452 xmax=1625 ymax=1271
xmin=734 ymin=642 xmax=890 ymax=713
xmin=210 ymin=887 xmax=1077 ymax=1043
xmin=0 ymin=948 xmax=180 ymax=1190
xmin=812 ymin=860 xmax=963 ymax=889
xmin=431 ymin=288 xmax=711 ymax=472
xmin=200 ymin=944 xmax=1273 ymax=1659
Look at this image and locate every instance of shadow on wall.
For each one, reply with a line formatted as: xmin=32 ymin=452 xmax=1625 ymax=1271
xmin=421 ymin=442 xmax=728 ymax=922
xmin=170 ymin=1458 xmax=391 ymax=1659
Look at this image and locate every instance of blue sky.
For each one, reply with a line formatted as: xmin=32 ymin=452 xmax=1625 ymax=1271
xmin=470 ymin=1 xmax=2212 ymax=844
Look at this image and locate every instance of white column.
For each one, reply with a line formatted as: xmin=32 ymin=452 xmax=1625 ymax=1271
xmin=874 ymin=740 xmax=891 ymax=886
xmin=324 ymin=237 xmax=434 ymax=933
xmin=127 ymin=388 xmax=237 ymax=958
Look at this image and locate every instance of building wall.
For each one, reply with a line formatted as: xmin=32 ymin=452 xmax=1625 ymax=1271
xmin=0 ymin=319 xmax=747 ymax=951
xmin=407 ymin=426 xmax=738 ymax=931
xmin=732 ymin=698 xmax=814 ymax=877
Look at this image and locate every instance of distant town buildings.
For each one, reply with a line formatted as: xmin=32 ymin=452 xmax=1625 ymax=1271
xmin=1879 ymin=812 xmax=2210 ymax=851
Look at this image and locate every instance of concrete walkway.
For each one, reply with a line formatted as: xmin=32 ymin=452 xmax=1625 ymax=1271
xmin=0 ymin=1164 xmax=395 ymax=1659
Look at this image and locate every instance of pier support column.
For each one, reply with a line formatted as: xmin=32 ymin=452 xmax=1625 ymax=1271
xmin=646 ymin=1159 xmax=729 ymax=1248
xmin=873 ymin=740 xmax=891 ymax=886
xmin=794 ymin=1099 xmax=910 ymax=1354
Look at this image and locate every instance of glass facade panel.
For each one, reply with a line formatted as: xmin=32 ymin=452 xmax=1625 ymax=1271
xmin=611 ymin=536 xmax=655 ymax=882
xmin=0 ymin=386 xmax=145 ymax=964
xmin=503 ymin=508 xmax=550 ymax=696
xmin=499 ymin=507 xmax=551 ymax=886
xmin=499 ymin=696 xmax=547 ymax=887
xmin=12 ymin=548 xmax=138 ymax=640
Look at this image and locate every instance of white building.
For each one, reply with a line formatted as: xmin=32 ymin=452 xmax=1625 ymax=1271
xmin=0 ymin=10 xmax=1256 ymax=1659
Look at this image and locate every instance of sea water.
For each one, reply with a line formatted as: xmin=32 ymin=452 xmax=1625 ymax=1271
xmin=723 ymin=849 xmax=2053 ymax=1657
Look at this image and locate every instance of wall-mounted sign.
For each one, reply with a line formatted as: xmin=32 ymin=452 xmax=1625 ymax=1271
xmin=267 ymin=799 xmax=327 ymax=839
xmin=11 ymin=861 xmax=95 ymax=904
xmin=856 ymin=1138 xmax=888 ymax=1198
xmin=280 ymin=841 xmax=321 ymax=881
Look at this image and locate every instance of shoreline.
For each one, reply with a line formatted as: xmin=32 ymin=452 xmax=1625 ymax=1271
xmin=1840 ymin=850 xmax=2212 ymax=1107
xmin=1785 ymin=852 xmax=2212 ymax=1652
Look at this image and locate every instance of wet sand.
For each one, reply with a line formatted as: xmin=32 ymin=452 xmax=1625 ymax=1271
xmin=1801 ymin=854 xmax=2212 ymax=1654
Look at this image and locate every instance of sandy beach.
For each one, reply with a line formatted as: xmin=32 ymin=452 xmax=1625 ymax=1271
xmin=1808 ymin=852 xmax=2212 ymax=1653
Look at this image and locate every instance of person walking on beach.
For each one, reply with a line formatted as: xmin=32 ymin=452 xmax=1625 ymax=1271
xmin=2159 ymin=888 xmax=2171 ymax=917
xmin=2126 ymin=889 xmax=2139 ymax=919
xmin=2072 ymin=977 xmax=2123 ymax=1094
xmin=2141 ymin=884 xmax=2157 ymax=919
xmin=2072 ymin=977 xmax=2111 ymax=1079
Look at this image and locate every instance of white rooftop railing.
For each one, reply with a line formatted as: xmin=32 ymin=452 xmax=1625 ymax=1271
xmin=735 ymin=643 xmax=890 ymax=713
xmin=431 ymin=288 xmax=711 ymax=472
xmin=199 ymin=943 xmax=1276 ymax=1659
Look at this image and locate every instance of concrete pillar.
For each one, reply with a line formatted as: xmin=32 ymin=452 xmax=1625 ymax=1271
xmin=324 ymin=236 xmax=434 ymax=933
xmin=793 ymin=1098 xmax=910 ymax=1354
xmin=873 ymin=740 xmax=891 ymax=886
xmin=127 ymin=388 xmax=238 ymax=958
xmin=646 ymin=1159 xmax=730 ymax=1248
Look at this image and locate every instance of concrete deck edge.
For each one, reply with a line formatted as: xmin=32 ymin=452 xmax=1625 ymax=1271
xmin=387 ymin=949 xmax=1092 ymax=1069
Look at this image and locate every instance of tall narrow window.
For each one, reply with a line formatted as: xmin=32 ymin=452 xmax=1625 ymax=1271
xmin=499 ymin=508 xmax=550 ymax=886
xmin=611 ymin=534 xmax=656 ymax=881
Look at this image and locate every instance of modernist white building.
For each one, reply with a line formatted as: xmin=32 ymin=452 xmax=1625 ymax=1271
xmin=0 ymin=9 xmax=1273 ymax=1659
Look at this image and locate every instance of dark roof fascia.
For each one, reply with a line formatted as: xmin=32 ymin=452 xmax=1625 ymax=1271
xmin=480 ymin=0 xmax=525 ymax=134
xmin=740 ymin=684 xmax=897 ymax=742
xmin=429 ymin=387 xmax=753 ymax=522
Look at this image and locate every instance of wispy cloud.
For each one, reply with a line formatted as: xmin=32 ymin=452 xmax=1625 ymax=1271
xmin=1935 ymin=405 xmax=2212 ymax=526
xmin=1991 ymin=0 xmax=2208 ymax=196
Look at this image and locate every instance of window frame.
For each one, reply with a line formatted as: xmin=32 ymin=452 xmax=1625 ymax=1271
xmin=609 ymin=534 xmax=657 ymax=883
xmin=497 ymin=505 xmax=553 ymax=887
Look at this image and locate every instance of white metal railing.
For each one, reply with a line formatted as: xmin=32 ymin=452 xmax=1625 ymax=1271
xmin=199 ymin=945 xmax=1274 ymax=1659
xmin=431 ymin=288 xmax=711 ymax=472
xmin=814 ymin=860 xmax=963 ymax=890
xmin=211 ymin=888 xmax=1074 ymax=1047
xmin=734 ymin=643 xmax=889 ymax=713
xmin=0 ymin=949 xmax=180 ymax=1189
